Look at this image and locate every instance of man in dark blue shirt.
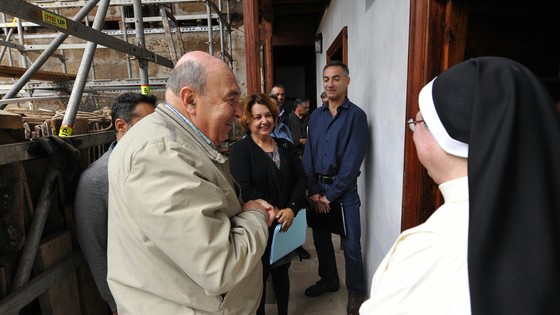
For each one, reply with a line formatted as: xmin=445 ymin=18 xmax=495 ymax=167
xmin=270 ymin=84 xmax=290 ymax=125
xmin=302 ymin=60 xmax=368 ymax=315
xmin=288 ymin=97 xmax=310 ymax=158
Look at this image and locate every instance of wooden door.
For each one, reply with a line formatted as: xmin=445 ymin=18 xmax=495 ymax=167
xmin=402 ymin=0 xmax=468 ymax=230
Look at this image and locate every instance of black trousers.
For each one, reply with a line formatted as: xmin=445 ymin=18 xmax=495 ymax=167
xmin=257 ymin=259 xmax=291 ymax=315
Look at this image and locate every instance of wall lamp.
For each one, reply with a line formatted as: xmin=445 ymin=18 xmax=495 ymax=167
xmin=315 ymin=33 xmax=323 ymax=54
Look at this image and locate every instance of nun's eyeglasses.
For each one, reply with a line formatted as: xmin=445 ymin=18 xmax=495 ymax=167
xmin=407 ymin=118 xmax=427 ymax=132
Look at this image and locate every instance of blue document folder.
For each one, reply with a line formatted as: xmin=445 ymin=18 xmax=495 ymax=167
xmin=269 ymin=210 xmax=307 ymax=265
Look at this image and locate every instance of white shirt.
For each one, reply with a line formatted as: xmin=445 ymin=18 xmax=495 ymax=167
xmin=360 ymin=177 xmax=471 ymax=315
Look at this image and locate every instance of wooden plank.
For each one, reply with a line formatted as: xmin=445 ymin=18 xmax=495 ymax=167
xmin=402 ymin=0 xmax=441 ymax=231
xmin=443 ymin=0 xmax=469 ymax=69
xmin=0 ymin=251 xmax=83 ymax=314
xmin=0 ymin=264 xmax=9 ymax=298
xmin=65 ymin=203 xmax=108 ymax=315
xmin=243 ymin=0 xmax=261 ymax=94
xmin=33 ymin=230 xmax=82 ymax=315
xmin=75 ymin=264 xmax=109 ymax=315
xmin=263 ymin=20 xmax=274 ymax=93
xmin=0 ymin=110 xmax=23 ymax=130
xmin=0 ymin=65 xmax=76 ymax=81
xmin=0 ymin=164 xmax=27 ymax=253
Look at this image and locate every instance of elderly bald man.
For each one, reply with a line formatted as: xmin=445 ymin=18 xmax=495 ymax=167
xmin=107 ymin=51 xmax=276 ymax=314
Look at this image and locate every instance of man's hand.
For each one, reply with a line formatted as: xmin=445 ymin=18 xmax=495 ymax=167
xmin=243 ymin=199 xmax=276 ymax=226
xmin=315 ymin=195 xmax=331 ymax=213
xmin=276 ymin=208 xmax=295 ymax=232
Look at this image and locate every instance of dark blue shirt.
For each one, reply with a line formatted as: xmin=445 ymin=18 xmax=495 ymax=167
xmin=302 ymin=98 xmax=368 ymax=202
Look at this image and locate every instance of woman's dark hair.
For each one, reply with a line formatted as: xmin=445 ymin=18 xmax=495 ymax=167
xmin=240 ymin=93 xmax=279 ymax=134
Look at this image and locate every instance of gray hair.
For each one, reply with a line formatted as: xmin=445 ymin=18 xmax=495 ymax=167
xmin=324 ymin=60 xmax=349 ymax=76
xmin=166 ymin=59 xmax=207 ymax=96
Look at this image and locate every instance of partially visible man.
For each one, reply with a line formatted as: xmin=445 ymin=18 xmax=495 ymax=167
xmin=303 ymin=60 xmax=369 ymax=315
xmin=269 ymin=94 xmax=293 ymax=143
xmin=320 ymin=91 xmax=328 ymax=105
xmin=75 ymin=92 xmax=157 ymax=315
xmin=107 ymin=51 xmax=276 ymax=314
xmin=271 ymin=84 xmax=289 ymax=125
xmin=288 ymin=97 xmax=310 ymax=158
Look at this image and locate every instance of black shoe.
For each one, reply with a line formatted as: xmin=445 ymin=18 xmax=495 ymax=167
xmin=296 ymin=246 xmax=311 ymax=259
xmin=305 ymin=281 xmax=339 ymax=297
xmin=347 ymin=292 xmax=364 ymax=315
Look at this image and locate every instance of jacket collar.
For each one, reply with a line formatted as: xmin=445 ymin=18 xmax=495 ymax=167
xmin=156 ymin=104 xmax=227 ymax=164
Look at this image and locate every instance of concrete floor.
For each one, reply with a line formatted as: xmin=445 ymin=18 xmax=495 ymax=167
xmin=265 ymin=228 xmax=348 ymax=315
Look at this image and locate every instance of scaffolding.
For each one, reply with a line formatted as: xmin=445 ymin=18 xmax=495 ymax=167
xmin=0 ymin=0 xmax=235 ymax=135
xmin=0 ymin=0 xmax=235 ymax=313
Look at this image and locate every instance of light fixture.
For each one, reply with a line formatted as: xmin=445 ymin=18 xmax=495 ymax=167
xmin=315 ymin=33 xmax=323 ymax=54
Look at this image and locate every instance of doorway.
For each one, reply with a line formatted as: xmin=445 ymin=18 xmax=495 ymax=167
xmin=273 ymin=45 xmax=318 ymax=112
xmin=402 ymin=0 xmax=560 ymax=230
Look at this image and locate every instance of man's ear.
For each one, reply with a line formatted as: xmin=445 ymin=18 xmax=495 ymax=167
xmin=115 ymin=118 xmax=128 ymax=135
xmin=179 ymin=86 xmax=196 ymax=114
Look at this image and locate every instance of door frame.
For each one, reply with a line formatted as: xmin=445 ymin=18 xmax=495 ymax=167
xmin=402 ymin=0 xmax=468 ymax=230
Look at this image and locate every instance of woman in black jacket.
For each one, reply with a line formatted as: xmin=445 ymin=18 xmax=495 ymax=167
xmin=229 ymin=93 xmax=307 ymax=315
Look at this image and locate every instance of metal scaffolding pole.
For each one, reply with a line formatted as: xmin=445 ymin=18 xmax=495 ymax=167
xmin=55 ymin=8 xmax=68 ymax=74
xmin=0 ymin=27 xmax=14 ymax=64
xmin=15 ymin=18 xmax=33 ymax=100
xmin=0 ymin=14 xmax=14 ymax=66
xmin=206 ymin=0 xmax=233 ymax=67
xmin=133 ymin=0 xmax=150 ymax=94
xmin=16 ymin=18 xmax=29 ymax=69
xmin=1 ymin=0 xmax=101 ymax=106
xmin=120 ymin=5 xmax=133 ymax=79
xmin=227 ymin=0 xmax=233 ymax=68
xmin=0 ymin=0 xmax=173 ymax=68
xmin=83 ymin=15 xmax=96 ymax=80
xmin=206 ymin=1 xmax=213 ymax=56
xmin=218 ymin=0 xmax=224 ymax=61
xmin=60 ymin=47 xmax=67 ymax=74
xmin=59 ymin=0 xmax=111 ymax=137
xmin=171 ymin=4 xmax=185 ymax=58
xmin=160 ymin=7 xmax=179 ymax=64
xmin=9 ymin=165 xmax=59 ymax=293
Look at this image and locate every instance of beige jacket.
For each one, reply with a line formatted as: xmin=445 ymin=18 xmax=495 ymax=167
xmin=107 ymin=104 xmax=269 ymax=314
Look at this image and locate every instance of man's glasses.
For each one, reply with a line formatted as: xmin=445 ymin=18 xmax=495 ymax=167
xmin=407 ymin=118 xmax=427 ymax=132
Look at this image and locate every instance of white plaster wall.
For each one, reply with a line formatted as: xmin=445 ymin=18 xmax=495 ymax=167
xmin=315 ymin=0 xmax=410 ymax=294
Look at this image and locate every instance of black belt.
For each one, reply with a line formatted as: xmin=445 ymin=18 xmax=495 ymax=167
xmin=318 ymin=175 xmax=334 ymax=184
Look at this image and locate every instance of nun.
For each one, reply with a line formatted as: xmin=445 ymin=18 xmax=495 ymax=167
xmin=360 ymin=56 xmax=560 ymax=314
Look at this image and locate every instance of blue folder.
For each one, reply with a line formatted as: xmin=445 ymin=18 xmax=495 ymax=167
xmin=269 ymin=210 xmax=307 ymax=265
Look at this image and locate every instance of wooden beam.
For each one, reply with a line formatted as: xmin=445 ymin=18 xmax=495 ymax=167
xmin=402 ymin=0 xmax=469 ymax=231
xmin=243 ymin=0 xmax=261 ymax=94
xmin=273 ymin=0 xmax=324 ymax=4
xmin=33 ymin=231 xmax=81 ymax=314
xmin=272 ymin=34 xmax=314 ymax=46
xmin=0 ymin=110 xmax=23 ymax=129
xmin=263 ymin=20 xmax=274 ymax=93
xmin=0 ymin=65 xmax=76 ymax=81
xmin=402 ymin=0 xmax=436 ymax=231
xmin=273 ymin=4 xmax=324 ymax=15
xmin=261 ymin=0 xmax=274 ymax=21
xmin=0 ymin=251 xmax=83 ymax=314
xmin=443 ymin=0 xmax=469 ymax=68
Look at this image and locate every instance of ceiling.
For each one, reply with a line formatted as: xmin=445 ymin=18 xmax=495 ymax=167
xmin=260 ymin=0 xmax=331 ymax=46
